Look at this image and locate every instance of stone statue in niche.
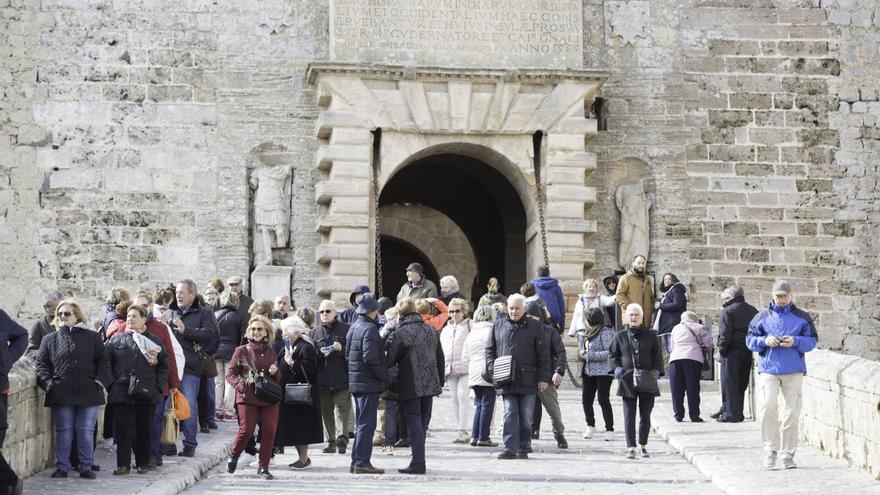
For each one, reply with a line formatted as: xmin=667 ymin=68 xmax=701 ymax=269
xmin=615 ymin=180 xmax=652 ymax=271
xmin=250 ymin=160 xmax=292 ymax=266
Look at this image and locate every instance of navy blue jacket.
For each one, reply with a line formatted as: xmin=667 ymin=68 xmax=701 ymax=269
xmin=657 ymin=283 xmax=687 ymax=335
xmin=0 ymin=309 xmax=27 ymax=391
xmin=346 ymin=314 xmax=388 ymax=394
xmin=718 ymin=296 xmax=758 ymax=355
xmin=485 ymin=314 xmax=551 ymax=395
xmin=531 ymin=277 xmax=566 ymax=330
xmin=170 ymin=299 xmax=219 ymax=376
xmin=312 ymin=319 xmax=350 ymax=391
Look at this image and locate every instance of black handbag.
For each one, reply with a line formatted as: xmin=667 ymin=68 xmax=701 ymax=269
xmin=283 ymin=362 xmax=313 ymax=406
xmin=246 ymin=347 xmax=282 ymax=404
xmin=128 ymin=371 xmax=153 ymax=402
xmin=491 ymin=354 xmax=516 ymax=387
xmin=627 ymin=332 xmax=659 ymax=394
xmin=685 ymin=325 xmax=715 ymax=381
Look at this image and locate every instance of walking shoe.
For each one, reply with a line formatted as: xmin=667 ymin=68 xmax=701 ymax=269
xmin=381 ymin=445 xmax=395 ymax=455
xmin=710 ymin=409 xmax=724 ymax=419
xmin=515 ymin=452 xmax=529 ymax=459
xmin=674 ymin=417 xmax=683 ymax=422
xmin=200 ymin=425 xmax=210 ymax=434
xmin=208 ymin=421 xmax=218 ymax=430
xmin=583 ymin=425 xmax=595 ymax=439
xmin=555 ymin=434 xmax=568 ymax=449
xmin=322 ymin=444 xmax=337 ymax=454
xmin=497 ymin=451 xmax=516 ymax=460
xmin=640 ymin=446 xmax=650 ymax=458
xmin=112 ymin=466 xmax=130 ymax=475
xmin=764 ymin=450 xmax=777 ymax=468
xmin=79 ymin=470 xmax=97 ymax=479
xmin=91 ymin=464 xmax=101 ymax=472
xmin=782 ymin=455 xmax=797 ymax=470
xmin=179 ymin=446 xmax=196 ymax=457
xmin=470 ymin=438 xmax=478 ymax=446
xmin=453 ymin=432 xmax=471 ymax=444
xmin=50 ymin=469 xmax=68 ymax=478
xmin=288 ymin=458 xmax=312 ymax=470
xmin=716 ymin=416 xmax=742 ymax=423
xmin=626 ymin=448 xmax=637 ymax=460
xmin=336 ymin=435 xmax=348 ymax=454
xmin=352 ymin=465 xmax=384 ymax=474
xmin=398 ymin=466 xmax=426 ymax=474
xmin=691 ymin=417 xmax=704 ymax=423
xmin=476 ymin=440 xmax=498 ymax=447
xmin=257 ymin=467 xmax=273 ymax=480
xmin=227 ymin=456 xmax=239 ymax=473
xmin=348 ymin=431 xmax=355 ymax=439
xmin=136 ymin=466 xmax=150 ymax=474
xmin=604 ymin=430 xmax=614 ymax=442
xmin=163 ymin=444 xmax=178 ymax=456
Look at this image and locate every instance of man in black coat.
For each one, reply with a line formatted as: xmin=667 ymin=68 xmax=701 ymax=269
xmin=526 ymin=302 xmax=568 ymax=449
xmin=312 ymin=300 xmax=352 ymax=454
xmin=170 ymin=279 xmax=219 ymax=457
xmin=485 ymin=294 xmax=551 ymax=459
xmin=717 ymin=285 xmax=759 ymax=423
xmin=226 ymin=276 xmax=254 ymax=325
xmin=346 ymin=294 xmax=388 ymax=474
xmin=0 ymin=308 xmax=27 ymax=493
xmin=25 ymin=290 xmax=64 ymax=360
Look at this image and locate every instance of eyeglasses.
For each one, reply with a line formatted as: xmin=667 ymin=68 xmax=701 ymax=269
xmin=319 ymin=310 xmax=333 ymax=314
xmin=448 ymin=309 xmax=462 ymax=314
xmin=57 ymin=311 xmax=73 ymax=317
xmin=249 ymin=326 xmax=268 ymax=332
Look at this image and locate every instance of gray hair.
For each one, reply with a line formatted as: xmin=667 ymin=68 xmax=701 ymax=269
xmin=625 ymin=303 xmax=644 ymax=316
xmin=440 ymin=275 xmax=459 ymax=291
xmin=44 ymin=290 xmax=65 ymax=304
xmin=177 ymin=279 xmax=197 ymax=294
xmin=219 ymin=290 xmax=239 ymax=310
xmin=507 ymin=293 xmax=526 ymax=307
xmin=681 ymin=311 xmax=699 ymax=323
xmin=280 ymin=315 xmax=308 ymax=336
xmin=473 ymin=305 xmax=496 ymax=323
xmin=722 ymin=285 xmax=743 ymax=300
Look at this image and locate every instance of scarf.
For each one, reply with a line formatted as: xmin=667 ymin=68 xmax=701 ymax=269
xmin=128 ymin=329 xmax=161 ymax=365
xmin=583 ymin=323 xmax=603 ymax=342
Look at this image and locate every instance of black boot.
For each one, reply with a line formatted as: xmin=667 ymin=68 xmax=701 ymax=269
xmin=226 ymin=456 xmax=238 ymax=473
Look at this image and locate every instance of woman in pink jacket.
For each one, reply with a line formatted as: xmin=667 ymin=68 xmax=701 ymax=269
xmin=668 ymin=311 xmax=713 ymax=423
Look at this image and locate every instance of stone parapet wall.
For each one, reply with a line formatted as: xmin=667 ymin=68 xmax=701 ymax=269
xmin=3 ymin=360 xmax=53 ymax=479
xmin=799 ymin=349 xmax=880 ymax=480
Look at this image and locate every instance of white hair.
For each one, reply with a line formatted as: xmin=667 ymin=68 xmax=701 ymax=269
xmin=440 ymin=275 xmax=459 ymax=291
xmin=681 ymin=311 xmax=699 ymax=323
xmin=280 ymin=315 xmax=308 ymax=336
xmin=507 ymin=293 xmax=526 ymax=307
xmin=625 ymin=303 xmax=643 ymax=316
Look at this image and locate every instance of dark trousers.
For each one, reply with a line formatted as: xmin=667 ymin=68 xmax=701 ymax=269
xmin=582 ymin=376 xmax=614 ymax=431
xmin=721 ymin=349 xmax=752 ymax=421
xmin=400 ymin=396 xmax=432 ymax=470
xmin=231 ymin=403 xmax=279 ymax=469
xmin=351 ymin=392 xmax=379 ymax=468
xmin=383 ymin=399 xmax=398 ymax=446
xmin=669 ymin=359 xmax=702 ymax=420
xmin=0 ymin=394 xmax=19 ymax=489
xmin=622 ymin=394 xmax=655 ymax=448
xmin=102 ymin=404 xmax=114 ymax=440
xmin=197 ymin=375 xmax=216 ymax=426
xmin=113 ymin=403 xmax=155 ymax=468
xmin=471 ymin=386 xmax=496 ymax=441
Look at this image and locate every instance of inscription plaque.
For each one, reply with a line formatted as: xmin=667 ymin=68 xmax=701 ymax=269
xmin=330 ymin=0 xmax=583 ymax=68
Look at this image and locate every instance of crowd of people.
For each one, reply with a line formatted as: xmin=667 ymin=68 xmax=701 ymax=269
xmin=0 ymin=254 xmax=819 ymax=486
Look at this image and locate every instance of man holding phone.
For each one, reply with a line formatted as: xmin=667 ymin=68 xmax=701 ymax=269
xmin=746 ymin=280 xmax=818 ymax=471
xmin=311 ymin=300 xmax=352 ymax=455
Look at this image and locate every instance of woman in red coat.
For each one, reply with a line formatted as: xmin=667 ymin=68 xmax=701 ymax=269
xmin=225 ymin=315 xmax=280 ymax=479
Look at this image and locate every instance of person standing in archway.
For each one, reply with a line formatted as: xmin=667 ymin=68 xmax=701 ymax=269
xmin=396 ymin=263 xmax=438 ymax=302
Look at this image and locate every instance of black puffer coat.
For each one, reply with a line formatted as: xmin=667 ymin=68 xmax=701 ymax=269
xmin=386 ymin=313 xmax=444 ymax=401
xmin=484 ymin=314 xmax=551 ymax=395
xmin=35 ymin=324 xmax=111 ymax=408
xmin=718 ymin=295 xmax=759 ymax=356
xmin=609 ymin=326 xmax=663 ymax=398
xmin=346 ymin=314 xmax=388 ymax=394
xmin=105 ymin=331 xmax=169 ymax=405
xmin=170 ymin=299 xmax=219 ymax=376
xmin=215 ymin=306 xmax=245 ymax=361
xmin=311 ymin=319 xmax=350 ymax=391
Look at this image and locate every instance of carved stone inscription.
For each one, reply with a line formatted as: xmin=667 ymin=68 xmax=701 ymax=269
xmin=330 ymin=0 xmax=583 ymax=68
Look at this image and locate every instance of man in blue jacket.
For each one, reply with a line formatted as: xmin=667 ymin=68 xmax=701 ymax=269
xmin=746 ymin=280 xmax=817 ymax=470
xmin=346 ymin=293 xmax=388 ymax=474
xmin=530 ymin=266 xmax=566 ymax=333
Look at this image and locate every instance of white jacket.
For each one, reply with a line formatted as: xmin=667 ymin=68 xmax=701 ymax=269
xmin=440 ymin=319 xmax=471 ymax=376
xmin=463 ymin=321 xmax=493 ymax=387
xmin=569 ymin=293 xmax=615 ymax=337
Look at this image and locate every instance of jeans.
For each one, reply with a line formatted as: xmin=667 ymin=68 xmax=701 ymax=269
xmin=198 ymin=375 xmax=215 ymax=426
xmin=150 ymin=396 xmax=170 ymax=460
xmin=351 ymin=392 xmax=379 ymax=468
xmin=622 ymin=394 xmax=655 ymax=448
xmin=383 ymin=399 xmax=399 ymax=446
xmin=669 ymin=359 xmax=703 ymax=420
xmin=400 ymin=396 xmax=432 ymax=469
xmin=582 ymin=376 xmax=613 ymax=430
xmin=471 ymin=386 xmax=496 ymax=441
xmin=501 ymin=393 xmax=535 ymax=454
xmin=179 ymin=373 xmax=201 ymax=449
xmin=52 ymin=405 xmax=100 ymax=473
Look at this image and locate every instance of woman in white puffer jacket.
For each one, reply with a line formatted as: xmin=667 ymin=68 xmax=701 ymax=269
xmin=462 ymin=305 xmax=497 ymax=447
xmin=440 ymin=298 xmax=472 ymax=444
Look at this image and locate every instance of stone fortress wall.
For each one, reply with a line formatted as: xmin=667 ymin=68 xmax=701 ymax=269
xmin=0 ymin=0 xmax=878 ymax=479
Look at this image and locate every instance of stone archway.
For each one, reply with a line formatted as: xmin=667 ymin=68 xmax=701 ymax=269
xmin=378 ymin=205 xmax=478 ymax=300
xmin=307 ymin=63 xmax=607 ymax=305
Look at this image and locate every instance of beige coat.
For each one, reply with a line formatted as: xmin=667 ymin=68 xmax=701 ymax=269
xmin=615 ymin=271 xmax=655 ymax=324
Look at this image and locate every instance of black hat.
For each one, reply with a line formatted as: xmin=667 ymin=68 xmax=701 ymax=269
xmin=349 ymin=284 xmax=371 ymax=305
xmin=405 ymin=262 xmax=424 ymax=275
xmin=356 ymin=293 xmax=380 ymax=314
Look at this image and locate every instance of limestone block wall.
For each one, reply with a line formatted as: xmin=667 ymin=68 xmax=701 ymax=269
xmin=4 ymin=361 xmax=53 ymax=479
xmin=799 ymin=349 xmax=880 ymax=480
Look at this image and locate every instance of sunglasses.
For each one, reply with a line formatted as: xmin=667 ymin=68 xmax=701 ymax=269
xmin=319 ymin=310 xmax=334 ymax=314
xmin=448 ymin=309 xmax=462 ymax=314
xmin=57 ymin=311 xmax=73 ymax=317
xmin=249 ymin=326 xmax=269 ymax=332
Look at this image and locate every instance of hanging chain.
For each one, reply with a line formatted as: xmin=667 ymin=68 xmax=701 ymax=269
xmin=372 ymin=130 xmax=383 ymax=296
xmin=533 ymin=135 xmax=550 ymax=271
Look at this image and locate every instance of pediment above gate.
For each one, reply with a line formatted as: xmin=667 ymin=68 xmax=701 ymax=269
xmin=306 ymin=63 xmax=608 ymax=136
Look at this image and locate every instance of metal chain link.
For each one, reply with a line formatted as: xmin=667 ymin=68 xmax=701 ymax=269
xmin=372 ymin=131 xmax=383 ymax=297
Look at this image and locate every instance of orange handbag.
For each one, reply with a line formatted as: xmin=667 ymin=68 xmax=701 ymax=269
xmin=172 ymin=389 xmax=191 ymax=421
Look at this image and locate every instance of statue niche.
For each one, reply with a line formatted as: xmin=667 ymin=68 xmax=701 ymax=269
xmin=248 ymin=144 xmax=292 ymax=267
xmin=615 ymin=179 xmax=652 ymax=271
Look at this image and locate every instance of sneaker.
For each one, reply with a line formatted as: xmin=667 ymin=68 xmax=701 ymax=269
xmin=640 ymin=446 xmax=650 ymax=458
xmin=103 ymin=439 xmax=117 ymax=453
xmin=79 ymin=470 xmax=97 ymax=479
xmin=381 ymin=445 xmax=394 ymax=455
xmin=257 ymin=467 xmax=273 ymax=480
xmin=453 ymin=432 xmax=470 ymax=444
xmin=764 ymin=450 xmax=777 ymax=468
xmin=497 ymin=451 xmax=516 ymax=460
xmin=583 ymin=426 xmax=595 ymax=439
xmin=321 ymin=444 xmax=336 ymax=454
xmin=470 ymin=438 xmax=478 ymax=446
xmin=476 ymin=440 xmax=498 ymax=447
xmin=781 ymin=455 xmax=797 ymax=469
xmin=604 ymin=430 xmax=614 ymax=442
xmin=352 ymin=465 xmax=384 ymax=474
xmin=288 ymin=458 xmax=312 ymax=470
xmin=626 ymin=448 xmax=637 ymax=460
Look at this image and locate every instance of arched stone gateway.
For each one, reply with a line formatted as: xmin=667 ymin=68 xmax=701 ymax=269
xmin=307 ymin=63 xmax=607 ymax=305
